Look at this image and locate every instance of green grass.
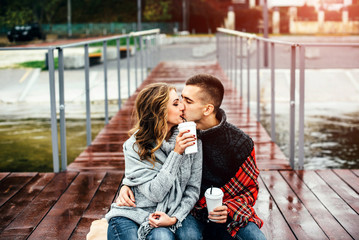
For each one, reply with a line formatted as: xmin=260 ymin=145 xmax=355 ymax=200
xmin=90 ymin=37 xmax=136 ymax=47
xmin=18 ymin=57 xmax=59 ymax=70
xmin=0 ymin=118 xmax=105 ymax=172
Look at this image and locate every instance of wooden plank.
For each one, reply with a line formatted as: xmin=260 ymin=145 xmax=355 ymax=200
xmin=296 ymin=170 xmax=359 ymax=239
xmin=280 ymin=171 xmax=351 ymax=239
xmin=260 ymin=171 xmax=327 ymax=239
xmin=333 ymin=169 xmax=359 ymax=194
xmin=82 ymin=171 xmax=123 ymax=218
xmin=0 ymin=172 xmax=37 ymax=208
xmin=27 ymin=172 xmax=106 ymax=240
xmin=70 ymin=217 xmax=96 ymax=240
xmin=255 ymin=175 xmax=295 ymax=240
xmin=0 ymin=172 xmax=78 ymax=239
xmin=70 ymin=171 xmax=123 ymax=239
xmin=0 ymin=172 xmax=10 ymax=182
xmin=317 ymin=170 xmax=359 ymax=214
xmin=0 ymin=173 xmax=55 ymax=233
xmin=352 ymin=169 xmax=359 ymax=177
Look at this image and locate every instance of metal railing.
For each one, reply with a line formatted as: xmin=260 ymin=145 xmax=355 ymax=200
xmin=0 ymin=29 xmax=160 ymax=172
xmin=216 ymin=27 xmax=359 ymax=169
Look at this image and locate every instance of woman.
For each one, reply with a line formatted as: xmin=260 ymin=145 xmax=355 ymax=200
xmin=106 ymin=83 xmax=203 ymax=240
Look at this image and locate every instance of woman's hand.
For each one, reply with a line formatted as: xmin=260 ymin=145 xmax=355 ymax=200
xmin=148 ymin=212 xmax=177 ymax=228
xmin=174 ymin=130 xmax=196 ymax=155
xmin=115 ymin=185 xmax=136 ymax=207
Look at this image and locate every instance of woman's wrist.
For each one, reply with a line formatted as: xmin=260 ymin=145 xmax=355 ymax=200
xmin=170 ymin=217 xmax=178 ymax=225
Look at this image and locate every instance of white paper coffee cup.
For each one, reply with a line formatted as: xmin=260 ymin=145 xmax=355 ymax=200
xmin=205 ymin=187 xmax=224 ymax=222
xmin=178 ymin=121 xmax=197 ymax=154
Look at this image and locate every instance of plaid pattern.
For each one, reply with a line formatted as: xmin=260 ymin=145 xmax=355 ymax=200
xmin=194 ymin=147 xmax=263 ymax=237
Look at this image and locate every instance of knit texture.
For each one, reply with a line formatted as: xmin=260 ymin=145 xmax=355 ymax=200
xmin=194 ymin=109 xmax=263 ymax=237
xmin=198 ymin=109 xmax=254 ymax=198
xmin=105 ymin=128 xmax=203 ymax=239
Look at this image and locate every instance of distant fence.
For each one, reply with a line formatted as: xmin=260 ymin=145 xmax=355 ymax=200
xmin=0 ymin=22 xmax=179 ymax=35
xmin=217 ymin=27 xmax=359 ymax=170
xmin=0 ymin=29 xmax=161 ymax=172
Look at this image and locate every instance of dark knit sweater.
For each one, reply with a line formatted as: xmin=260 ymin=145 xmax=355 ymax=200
xmin=198 ymin=108 xmax=254 ymax=198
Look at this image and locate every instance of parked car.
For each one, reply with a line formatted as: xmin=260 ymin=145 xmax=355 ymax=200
xmin=7 ymin=23 xmax=46 ymax=42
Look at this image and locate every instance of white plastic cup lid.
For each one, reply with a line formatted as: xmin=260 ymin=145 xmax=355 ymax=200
xmin=205 ymin=187 xmax=223 ymax=199
xmin=178 ymin=121 xmax=196 ymax=129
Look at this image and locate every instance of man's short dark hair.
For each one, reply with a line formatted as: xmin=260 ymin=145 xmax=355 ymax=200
xmin=185 ymin=74 xmax=224 ymax=113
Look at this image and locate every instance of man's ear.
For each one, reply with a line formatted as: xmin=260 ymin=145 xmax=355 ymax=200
xmin=203 ymin=104 xmax=215 ymax=116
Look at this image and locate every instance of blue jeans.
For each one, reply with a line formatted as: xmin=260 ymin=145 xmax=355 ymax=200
xmin=108 ymin=217 xmax=138 ymax=240
xmin=107 ymin=215 xmax=203 ymax=240
xmin=200 ymin=221 xmax=266 ymax=240
xmin=235 ymin=222 xmax=266 ymax=240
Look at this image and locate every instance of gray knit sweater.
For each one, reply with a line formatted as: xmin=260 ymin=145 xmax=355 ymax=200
xmin=105 ymin=128 xmax=202 ymax=239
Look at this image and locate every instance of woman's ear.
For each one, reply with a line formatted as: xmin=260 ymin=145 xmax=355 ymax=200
xmin=203 ymin=104 xmax=215 ymax=116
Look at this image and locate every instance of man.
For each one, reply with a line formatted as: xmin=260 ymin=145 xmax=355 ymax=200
xmin=117 ymin=74 xmax=265 ymax=240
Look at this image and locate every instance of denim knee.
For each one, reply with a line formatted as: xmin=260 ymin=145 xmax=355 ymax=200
xmin=235 ymin=222 xmax=266 ymax=240
xmin=147 ymin=227 xmax=175 ymax=240
xmin=176 ymin=215 xmax=203 ymax=240
xmin=107 ymin=217 xmax=139 ymax=240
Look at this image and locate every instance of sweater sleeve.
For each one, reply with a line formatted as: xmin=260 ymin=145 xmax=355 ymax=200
xmin=223 ymin=147 xmax=263 ymax=236
xmin=136 ymin=150 xmax=184 ymax=203
xmin=172 ymin=140 xmax=203 ymax=223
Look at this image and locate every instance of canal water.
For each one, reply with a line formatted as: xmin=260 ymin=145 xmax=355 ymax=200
xmin=260 ymin=103 xmax=359 ymax=169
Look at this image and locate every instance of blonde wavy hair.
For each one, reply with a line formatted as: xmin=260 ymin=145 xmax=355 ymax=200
xmin=129 ymin=83 xmax=176 ymax=165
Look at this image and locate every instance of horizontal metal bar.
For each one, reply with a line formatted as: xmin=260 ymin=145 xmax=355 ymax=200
xmin=299 ymin=43 xmax=359 ymax=47
xmin=255 ymin=36 xmax=296 ymax=46
xmin=56 ymin=35 xmax=128 ymax=49
xmin=217 ymin=28 xmax=256 ymax=39
xmin=217 ymin=28 xmax=294 ymax=45
xmin=0 ymin=46 xmax=54 ymax=51
xmin=130 ymin=28 xmax=160 ymax=37
xmin=217 ymin=28 xmax=359 ymax=47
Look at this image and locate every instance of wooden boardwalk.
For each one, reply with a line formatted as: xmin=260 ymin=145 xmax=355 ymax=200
xmin=0 ymin=62 xmax=358 ymax=239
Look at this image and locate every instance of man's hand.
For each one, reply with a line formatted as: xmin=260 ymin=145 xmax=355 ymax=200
xmin=208 ymin=205 xmax=228 ymax=223
xmin=115 ymin=185 xmax=136 ymax=207
xmin=148 ymin=212 xmax=177 ymax=228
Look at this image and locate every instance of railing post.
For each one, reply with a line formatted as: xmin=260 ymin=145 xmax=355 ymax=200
xmin=229 ymin=36 xmax=231 ymax=77
xmin=84 ymin=44 xmax=92 ymax=146
xmin=103 ymin=41 xmax=109 ymax=124
xmin=134 ymin=36 xmax=138 ymax=89
xmin=289 ymin=45 xmax=296 ymax=169
xmin=247 ymin=39 xmax=251 ymax=110
xmin=58 ymin=48 xmax=67 ymax=171
xmin=235 ymin=36 xmax=238 ymax=90
xmin=48 ymin=48 xmax=60 ymax=173
xmin=256 ymin=39 xmax=260 ymax=122
xmin=298 ymin=45 xmax=306 ymax=169
xmin=116 ymin=39 xmax=122 ymax=109
xmin=230 ymin=36 xmax=236 ymax=81
xmin=218 ymin=33 xmax=222 ymax=67
xmin=240 ymin=37 xmax=243 ymax=98
xmin=126 ymin=36 xmax=131 ymax=98
xmin=156 ymin=32 xmax=160 ymax=67
xmin=216 ymin=33 xmax=219 ymax=62
xmin=225 ymin=35 xmax=231 ymax=77
xmin=146 ymin=36 xmax=150 ymax=75
xmin=144 ymin=37 xmax=148 ymax=78
xmin=140 ymin=36 xmax=144 ymax=83
xmin=270 ymin=42 xmax=276 ymax=142
xmin=150 ymin=36 xmax=155 ymax=70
